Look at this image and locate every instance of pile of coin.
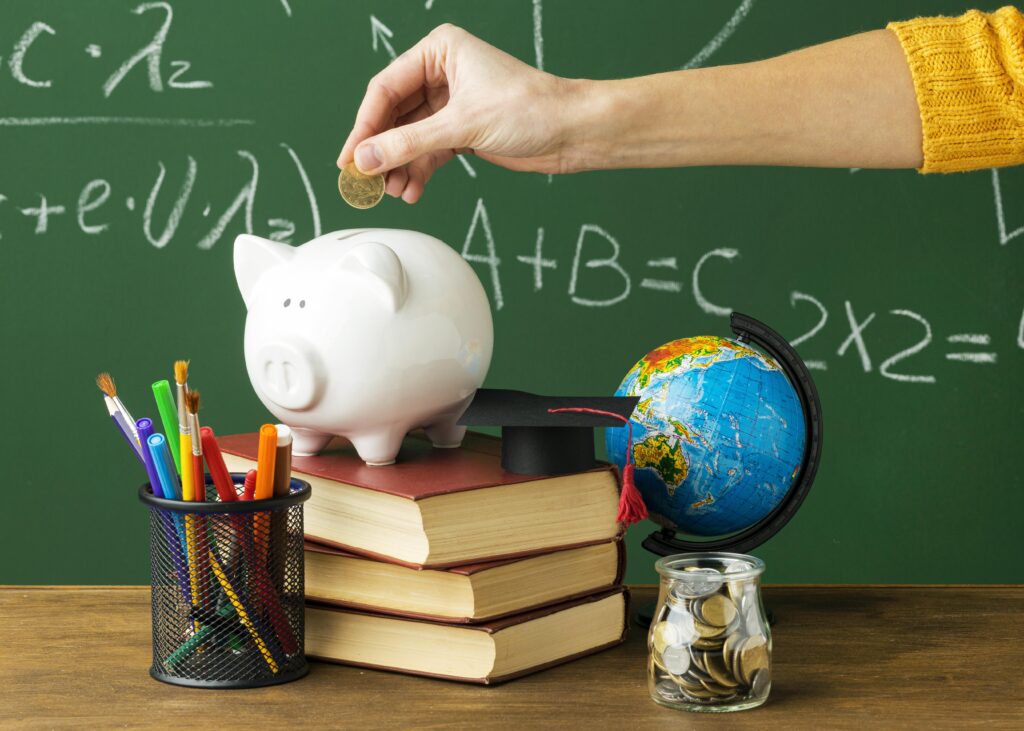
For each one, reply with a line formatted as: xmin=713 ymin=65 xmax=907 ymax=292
xmin=338 ymin=162 xmax=385 ymax=209
xmin=648 ymin=563 xmax=771 ymax=707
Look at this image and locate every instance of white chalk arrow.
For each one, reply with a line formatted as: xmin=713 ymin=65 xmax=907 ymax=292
xmin=370 ymin=15 xmax=396 ymax=61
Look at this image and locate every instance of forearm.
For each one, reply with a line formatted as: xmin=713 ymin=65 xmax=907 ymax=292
xmin=565 ymin=29 xmax=922 ymax=171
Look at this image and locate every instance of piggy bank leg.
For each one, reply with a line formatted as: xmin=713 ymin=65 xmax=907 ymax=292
xmin=291 ymin=427 xmax=333 ymax=457
xmin=424 ymin=419 xmax=466 ymax=449
xmin=349 ymin=427 xmax=408 ymax=466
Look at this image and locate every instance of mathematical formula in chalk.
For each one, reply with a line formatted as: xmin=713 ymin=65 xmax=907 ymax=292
xmin=0 ymin=0 xmax=1020 ymax=389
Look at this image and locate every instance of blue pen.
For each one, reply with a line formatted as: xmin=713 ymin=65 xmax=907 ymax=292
xmin=148 ymin=433 xmax=181 ymax=500
xmin=136 ymin=418 xmax=164 ymax=498
xmin=147 ymin=432 xmax=192 ymax=605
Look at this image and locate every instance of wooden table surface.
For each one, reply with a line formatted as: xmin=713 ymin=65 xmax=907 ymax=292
xmin=4 ymin=585 xmax=1023 ymax=729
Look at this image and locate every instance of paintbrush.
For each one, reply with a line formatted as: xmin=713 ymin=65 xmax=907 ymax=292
xmin=174 ymin=361 xmax=195 ymax=502
xmin=95 ymin=372 xmax=142 ymax=462
xmin=185 ymin=389 xmax=205 ymax=502
xmin=173 ymin=360 xmax=190 ymax=435
xmin=184 ymin=387 xmax=211 ymax=623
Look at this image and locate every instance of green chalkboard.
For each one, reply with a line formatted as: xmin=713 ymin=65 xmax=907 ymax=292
xmin=1 ymin=0 xmax=1021 ymax=585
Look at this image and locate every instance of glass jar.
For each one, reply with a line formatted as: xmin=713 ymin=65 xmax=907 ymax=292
xmin=648 ymin=552 xmax=771 ymax=712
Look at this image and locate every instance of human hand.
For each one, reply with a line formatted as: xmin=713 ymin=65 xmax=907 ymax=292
xmin=337 ymin=24 xmax=579 ymax=203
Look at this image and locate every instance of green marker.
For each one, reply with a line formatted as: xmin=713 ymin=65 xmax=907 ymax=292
xmin=152 ymin=379 xmax=181 ymax=471
xmin=166 ymin=604 xmax=234 ymax=666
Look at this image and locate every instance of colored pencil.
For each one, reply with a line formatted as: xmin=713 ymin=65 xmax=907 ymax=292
xmin=165 ymin=604 xmax=234 ymax=666
xmin=96 ymin=374 xmax=142 ymax=463
xmin=208 ymin=550 xmax=279 ymax=673
xmin=96 ymin=372 xmax=141 ymax=449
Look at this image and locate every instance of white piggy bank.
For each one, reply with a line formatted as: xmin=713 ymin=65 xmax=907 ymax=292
xmin=233 ymin=228 xmax=493 ymax=464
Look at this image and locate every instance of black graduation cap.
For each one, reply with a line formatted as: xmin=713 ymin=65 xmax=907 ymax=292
xmin=458 ymin=388 xmax=640 ymax=476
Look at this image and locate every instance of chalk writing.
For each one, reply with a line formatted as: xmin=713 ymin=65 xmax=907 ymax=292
xmin=879 ymin=310 xmax=935 ymax=384
xmin=837 ymin=301 xmax=875 ymax=373
xmin=569 ymin=225 xmax=630 ymax=307
xmin=370 ymin=15 xmax=397 ymax=61
xmin=462 ymin=198 xmax=504 ymax=310
xmin=516 ymin=227 xmax=556 ymax=291
xmin=789 ymin=291 xmax=828 ymax=371
xmin=692 ymin=248 xmax=739 ymax=316
xmin=104 ymin=3 xmax=209 ymax=97
xmin=682 ymin=0 xmax=755 ymax=70
xmin=10 ymin=22 xmax=56 ymax=88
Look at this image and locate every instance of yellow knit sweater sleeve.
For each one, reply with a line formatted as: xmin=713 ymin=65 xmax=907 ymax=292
xmin=888 ymin=6 xmax=1024 ymax=173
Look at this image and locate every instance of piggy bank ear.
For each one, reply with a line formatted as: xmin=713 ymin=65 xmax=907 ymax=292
xmin=234 ymin=234 xmax=295 ymax=308
xmin=340 ymin=242 xmax=407 ymax=311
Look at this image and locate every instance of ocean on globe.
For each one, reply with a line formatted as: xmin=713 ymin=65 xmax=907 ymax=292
xmin=606 ymin=336 xmax=806 ymax=536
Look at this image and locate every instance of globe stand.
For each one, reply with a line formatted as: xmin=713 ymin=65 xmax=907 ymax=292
xmin=632 ymin=312 xmax=823 ymax=629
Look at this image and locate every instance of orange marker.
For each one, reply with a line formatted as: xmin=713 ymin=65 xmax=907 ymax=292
xmin=254 ymin=425 xmax=277 ymax=500
xmin=254 ymin=424 xmax=277 ymax=568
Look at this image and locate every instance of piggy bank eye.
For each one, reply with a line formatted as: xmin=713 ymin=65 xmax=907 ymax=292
xmin=299 ymin=300 xmax=306 ymax=308
xmin=283 ymin=298 xmax=291 ymax=308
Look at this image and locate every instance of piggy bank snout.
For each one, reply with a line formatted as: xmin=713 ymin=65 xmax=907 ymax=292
xmin=253 ymin=339 xmax=322 ymax=411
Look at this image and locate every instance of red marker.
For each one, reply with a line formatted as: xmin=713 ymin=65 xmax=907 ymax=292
xmin=200 ymin=426 xmax=238 ymax=502
xmin=242 ymin=469 xmax=258 ymax=501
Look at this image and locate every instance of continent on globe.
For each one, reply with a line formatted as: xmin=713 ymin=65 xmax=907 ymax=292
xmin=606 ymin=335 xmax=807 ymax=537
xmin=632 ymin=434 xmax=687 ymax=496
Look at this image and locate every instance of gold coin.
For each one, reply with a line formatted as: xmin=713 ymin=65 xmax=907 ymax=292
xmin=722 ymin=632 xmax=743 ymax=675
xmin=670 ymin=671 xmax=705 ymax=691
xmin=692 ymin=636 xmax=725 ymax=651
xmin=698 ymin=677 xmax=736 ymax=698
xmin=651 ymin=620 xmax=681 ymax=654
xmin=681 ymin=685 xmax=717 ymax=700
xmin=338 ymin=163 xmax=385 ymax=209
xmin=694 ymin=618 xmax=727 ymax=639
xmin=704 ymin=652 xmax=739 ymax=688
xmin=737 ymin=635 xmax=770 ymax=686
xmin=697 ymin=593 xmax=738 ymax=628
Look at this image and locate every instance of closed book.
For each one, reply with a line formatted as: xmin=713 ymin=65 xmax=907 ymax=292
xmin=306 ymin=587 xmax=629 ymax=684
xmin=218 ymin=431 xmax=622 ymax=568
xmin=305 ymin=538 xmax=625 ymax=623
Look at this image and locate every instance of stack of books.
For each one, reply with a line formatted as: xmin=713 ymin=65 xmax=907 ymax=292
xmin=220 ymin=431 xmax=628 ymax=684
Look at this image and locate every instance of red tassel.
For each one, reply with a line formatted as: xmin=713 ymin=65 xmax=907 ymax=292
xmin=616 ymin=462 xmax=648 ymax=526
xmin=547 ymin=406 xmax=648 ymax=527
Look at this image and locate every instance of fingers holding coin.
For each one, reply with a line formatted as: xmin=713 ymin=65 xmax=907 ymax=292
xmin=338 ymin=163 xmax=385 ymax=209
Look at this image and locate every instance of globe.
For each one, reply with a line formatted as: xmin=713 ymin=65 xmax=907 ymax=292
xmin=606 ymin=335 xmax=807 ymax=537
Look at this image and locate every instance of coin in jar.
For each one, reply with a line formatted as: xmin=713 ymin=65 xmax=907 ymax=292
xmin=651 ymin=620 xmax=682 ymax=654
xmin=736 ymin=635 xmax=770 ymax=686
xmin=750 ymin=668 xmax=771 ymax=698
xmin=654 ymin=679 xmax=686 ymax=702
xmin=672 ymin=567 xmax=723 ymax=598
xmin=722 ymin=632 xmax=744 ymax=675
xmin=661 ymin=645 xmax=691 ymax=675
xmin=695 ymin=593 xmax=738 ymax=628
xmin=338 ymin=163 xmax=385 ymax=209
xmin=703 ymin=652 xmax=739 ymax=688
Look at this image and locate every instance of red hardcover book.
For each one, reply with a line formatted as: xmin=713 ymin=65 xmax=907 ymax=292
xmin=306 ymin=587 xmax=630 ymax=684
xmin=218 ymin=431 xmax=622 ymax=568
xmin=305 ymin=537 xmax=626 ymax=623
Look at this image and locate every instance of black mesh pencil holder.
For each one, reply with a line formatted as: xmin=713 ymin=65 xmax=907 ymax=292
xmin=138 ymin=474 xmax=311 ymax=688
